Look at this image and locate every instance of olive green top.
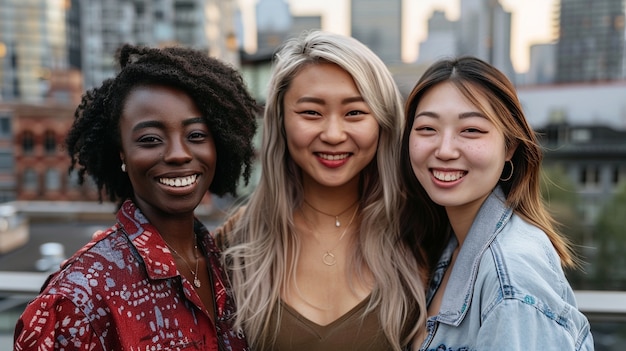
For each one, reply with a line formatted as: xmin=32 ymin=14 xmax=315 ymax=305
xmin=259 ymin=296 xmax=392 ymax=351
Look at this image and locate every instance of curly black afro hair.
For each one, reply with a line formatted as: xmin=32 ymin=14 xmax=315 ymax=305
xmin=66 ymin=44 xmax=260 ymax=206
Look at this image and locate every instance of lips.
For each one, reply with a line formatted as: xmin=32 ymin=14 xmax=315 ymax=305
xmin=158 ymin=174 xmax=199 ymax=187
xmin=432 ymin=169 xmax=466 ymax=182
xmin=316 ymin=152 xmax=350 ymax=161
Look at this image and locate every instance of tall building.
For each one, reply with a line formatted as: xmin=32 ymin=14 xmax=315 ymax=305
xmin=78 ymin=0 xmax=240 ymax=90
xmin=556 ymin=0 xmax=625 ymax=83
xmin=457 ymin=0 xmax=515 ymax=80
xmin=256 ymin=0 xmax=292 ymax=55
xmin=526 ymin=43 xmax=557 ymax=85
xmin=416 ymin=0 xmax=514 ymax=80
xmin=289 ymin=16 xmax=322 ymax=40
xmin=416 ymin=10 xmax=457 ymax=65
xmin=351 ymin=0 xmax=402 ymax=64
xmin=0 ymin=0 xmax=68 ymax=103
xmin=66 ymin=0 xmax=82 ymax=71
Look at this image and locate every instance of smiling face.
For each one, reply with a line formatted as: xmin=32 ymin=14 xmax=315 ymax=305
xmin=283 ymin=62 xmax=379 ymax=189
xmin=409 ymin=81 xmax=513 ymax=218
xmin=119 ymin=85 xmax=216 ymax=219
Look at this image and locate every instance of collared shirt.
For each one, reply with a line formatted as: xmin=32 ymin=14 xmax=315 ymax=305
xmin=418 ymin=187 xmax=594 ymax=351
xmin=14 ymin=200 xmax=248 ymax=351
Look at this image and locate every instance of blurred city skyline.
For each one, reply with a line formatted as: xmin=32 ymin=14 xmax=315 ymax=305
xmin=238 ymin=0 xmax=557 ymax=73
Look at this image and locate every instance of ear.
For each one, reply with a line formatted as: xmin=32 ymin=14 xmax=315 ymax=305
xmin=505 ymin=140 xmax=518 ymax=161
xmin=119 ymin=151 xmax=125 ymax=164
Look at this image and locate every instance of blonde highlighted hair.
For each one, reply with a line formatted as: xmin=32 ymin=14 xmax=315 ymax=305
xmin=224 ymin=31 xmax=426 ymax=350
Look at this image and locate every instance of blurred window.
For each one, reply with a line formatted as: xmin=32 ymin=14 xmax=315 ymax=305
xmin=22 ymin=131 xmax=34 ymax=154
xmin=44 ymin=130 xmax=56 ymax=154
xmin=23 ymin=168 xmax=38 ymax=191
xmin=45 ymin=168 xmax=61 ymax=191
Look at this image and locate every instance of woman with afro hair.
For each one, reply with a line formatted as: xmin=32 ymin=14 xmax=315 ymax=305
xmin=14 ymin=44 xmax=259 ymax=351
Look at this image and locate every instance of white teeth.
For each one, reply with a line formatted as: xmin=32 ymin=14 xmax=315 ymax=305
xmin=158 ymin=174 xmax=198 ymax=187
xmin=433 ymin=170 xmax=465 ymax=182
xmin=318 ymin=153 xmax=349 ymax=161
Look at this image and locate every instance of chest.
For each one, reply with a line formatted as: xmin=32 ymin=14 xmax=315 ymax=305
xmin=261 ymin=300 xmax=392 ymax=351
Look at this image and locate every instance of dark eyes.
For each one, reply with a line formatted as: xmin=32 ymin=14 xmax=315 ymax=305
xmin=414 ymin=126 xmax=434 ymax=131
xmin=136 ymin=131 xmax=208 ymax=145
xmin=299 ymin=110 xmax=367 ymax=117
xmin=346 ymin=110 xmax=367 ymax=116
xmin=300 ymin=110 xmax=321 ymax=116
xmin=413 ymin=126 xmax=486 ymax=134
xmin=462 ymin=128 xmax=486 ymax=134
xmin=188 ymin=131 xmax=208 ymax=140
xmin=137 ymin=135 xmax=161 ymax=144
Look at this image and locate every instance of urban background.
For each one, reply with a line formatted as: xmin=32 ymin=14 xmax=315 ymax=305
xmin=0 ymin=0 xmax=625 ymax=349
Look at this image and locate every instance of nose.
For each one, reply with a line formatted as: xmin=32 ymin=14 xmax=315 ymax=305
xmin=163 ymin=137 xmax=193 ymax=164
xmin=319 ymin=116 xmax=347 ymax=144
xmin=435 ymin=132 xmax=460 ymax=160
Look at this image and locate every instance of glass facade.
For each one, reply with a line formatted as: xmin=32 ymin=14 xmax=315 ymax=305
xmin=0 ymin=0 xmax=67 ymax=102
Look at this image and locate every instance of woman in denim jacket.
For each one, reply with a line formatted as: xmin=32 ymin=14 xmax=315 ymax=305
xmin=399 ymin=56 xmax=594 ymax=350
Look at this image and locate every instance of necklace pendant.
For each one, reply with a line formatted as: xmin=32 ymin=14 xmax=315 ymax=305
xmin=335 ymin=216 xmax=340 ymax=227
xmin=193 ymin=277 xmax=201 ymax=288
xmin=322 ymin=251 xmax=337 ymax=266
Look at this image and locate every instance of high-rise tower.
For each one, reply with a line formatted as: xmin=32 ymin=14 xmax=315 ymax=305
xmin=351 ymin=0 xmax=402 ymax=64
xmin=457 ymin=0 xmax=515 ymax=80
xmin=556 ymin=0 xmax=625 ymax=83
xmin=0 ymin=0 xmax=68 ymax=102
xmin=78 ymin=0 xmax=240 ymax=90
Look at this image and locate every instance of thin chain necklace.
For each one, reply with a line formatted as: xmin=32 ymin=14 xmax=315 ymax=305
xmin=166 ymin=242 xmax=201 ymax=288
xmin=301 ymin=202 xmax=359 ymax=266
xmin=303 ymin=198 xmax=359 ymax=227
xmin=290 ymin=204 xmax=360 ymax=311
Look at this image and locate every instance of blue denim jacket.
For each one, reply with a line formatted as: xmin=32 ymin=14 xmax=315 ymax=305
xmin=418 ymin=187 xmax=594 ymax=351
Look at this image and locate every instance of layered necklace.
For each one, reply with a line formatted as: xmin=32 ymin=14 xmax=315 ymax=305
xmin=303 ymin=198 xmax=359 ymax=227
xmin=302 ymin=199 xmax=360 ymax=266
xmin=166 ymin=242 xmax=202 ymax=288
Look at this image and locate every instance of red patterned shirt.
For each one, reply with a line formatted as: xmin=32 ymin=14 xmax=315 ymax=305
xmin=14 ymin=200 xmax=249 ymax=351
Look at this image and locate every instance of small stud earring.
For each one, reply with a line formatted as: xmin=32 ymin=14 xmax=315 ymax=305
xmin=121 ymin=163 xmax=126 ymax=172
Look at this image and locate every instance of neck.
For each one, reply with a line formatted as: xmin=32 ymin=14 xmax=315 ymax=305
xmin=149 ymin=216 xmax=197 ymax=258
xmin=302 ymin=179 xmax=360 ymax=214
xmin=445 ymin=201 xmax=485 ymax=248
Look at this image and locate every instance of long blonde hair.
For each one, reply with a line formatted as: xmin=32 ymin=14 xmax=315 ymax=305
xmin=224 ymin=31 xmax=427 ymax=350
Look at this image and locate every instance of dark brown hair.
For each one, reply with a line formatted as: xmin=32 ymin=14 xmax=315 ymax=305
xmin=400 ymin=56 xmax=575 ymax=276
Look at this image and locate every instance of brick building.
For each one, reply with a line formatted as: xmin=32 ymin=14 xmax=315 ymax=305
xmin=6 ymin=102 xmax=98 ymax=202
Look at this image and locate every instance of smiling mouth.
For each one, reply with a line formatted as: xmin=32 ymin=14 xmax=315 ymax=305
xmin=158 ymin=174 xmax=199 ymax=187
xmin=432 ymin=170 xmax=466 ymax=182
xmin=317 ymin=153 xmax=350 ymax=161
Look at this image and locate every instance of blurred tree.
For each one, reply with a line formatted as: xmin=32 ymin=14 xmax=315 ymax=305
xmin=540 ymin=165 xmax=590 ymax=288
xmin=592 ymin=182 xmax=626 ymax=290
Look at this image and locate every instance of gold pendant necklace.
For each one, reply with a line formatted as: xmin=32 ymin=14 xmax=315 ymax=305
xmin=166 ymin=243 xmax=201 ymax=288
xmin=303 ymin=199 xmax=359 ymax=227
xmin=321 ymin=205 xmax=359 ymax=266
xmin=299 ymin=200 xmax=360 ymax=266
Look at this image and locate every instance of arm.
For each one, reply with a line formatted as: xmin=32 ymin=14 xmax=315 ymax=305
xmin=14 ymin=294 xmax=104 ymax=351
xmin=476 ymin=297 xmax=593 ymax=351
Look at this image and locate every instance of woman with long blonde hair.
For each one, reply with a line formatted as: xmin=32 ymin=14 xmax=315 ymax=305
xmin=218 ymin=31 xmax=427 ymax=350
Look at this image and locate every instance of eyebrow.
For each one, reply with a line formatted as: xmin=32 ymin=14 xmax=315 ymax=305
xmin=296 ymin=96 xmax=365 ymax=105
xmin=131 ymin=116 xmax=205 ymax=132
xmin=414 ymin=111 xmax=487 ymax=120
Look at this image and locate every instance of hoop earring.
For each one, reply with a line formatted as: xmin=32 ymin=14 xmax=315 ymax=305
xmin=500 ymin=160 xmax=513 ymax=182
xmin=121 ymin=163 xmax=126 ymax=172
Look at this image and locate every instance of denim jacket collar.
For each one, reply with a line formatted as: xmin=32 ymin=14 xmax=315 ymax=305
xmin=436 ymin=186 xmax=513 ymax=326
